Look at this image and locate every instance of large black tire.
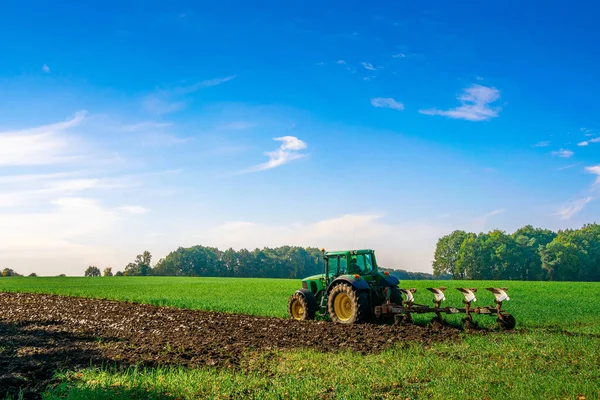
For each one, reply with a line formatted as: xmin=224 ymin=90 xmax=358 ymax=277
xmin=327 ymin=283 xmax=369 ymax=324
xmin=288 ymin=292 xmax=316 ymax=320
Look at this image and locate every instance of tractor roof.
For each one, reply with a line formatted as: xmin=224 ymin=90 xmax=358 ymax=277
xmin=324 ymin=249 xmax=374 ymax=256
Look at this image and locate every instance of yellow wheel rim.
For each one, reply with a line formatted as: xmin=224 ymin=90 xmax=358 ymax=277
xmin=333 ymin=292 xmax=354 ymax=321
xmin=291 ymin=299 xmax=305 ymax=319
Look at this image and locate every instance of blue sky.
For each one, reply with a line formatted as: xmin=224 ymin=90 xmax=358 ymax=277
xmin=1 ymin=1 xmax=599 ymax=275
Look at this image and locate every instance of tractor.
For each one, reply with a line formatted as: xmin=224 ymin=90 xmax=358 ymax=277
xmin=287 ymin=248 xmax=516 ymax=330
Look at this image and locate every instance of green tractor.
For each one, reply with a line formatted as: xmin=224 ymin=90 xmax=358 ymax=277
xmin=288 ymin=248 xmax=403 ymax=324
xmin=288 ymin=248 xmax=516 ymax=329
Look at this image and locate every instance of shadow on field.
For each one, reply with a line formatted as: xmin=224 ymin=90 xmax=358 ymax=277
xmin=0 ymin=320 xmax=134 ymax=400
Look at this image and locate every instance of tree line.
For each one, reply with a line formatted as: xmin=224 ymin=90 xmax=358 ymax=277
xmin=84 ymin=246 xmax=443 ymax=279
xmin=432 ymin=223 xmax=600 ymax=281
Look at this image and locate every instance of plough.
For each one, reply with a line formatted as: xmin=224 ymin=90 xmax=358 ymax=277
xmin=373 ymin=287 xmax=516 ymax=330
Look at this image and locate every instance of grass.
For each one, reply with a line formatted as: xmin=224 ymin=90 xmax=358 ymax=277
xmin=44 ymin=332 xmax=600 ymax=400
xmin=2 ymin=276 xmax=600 ymax=399
xmin=2 ymin=276 xmax=600 ymax=333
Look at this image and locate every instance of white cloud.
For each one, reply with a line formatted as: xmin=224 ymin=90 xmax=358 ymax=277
xmin=578 ymin=141 xmax=589 ymax=146
xmin=119 ymin=206 xmax=150 ymax=214
xmin=552 ymin=149 xmax=574 ymax=158
xmin=392 ymin=53 xmax=406 ymax=58
xmin=241 ymin=136 xmax=307 ymax=173
xmin=361 ymin=62 xmax=377 ymax=71
xmin=0 ymin=111 xmax=87 ymax=166
xmin=203 ymin=213 xmax=447 ymax=272
xmin=370 ymin=97 xmax=405 ymax=111
xmin=555 ymin=197 xmax=592 ymax=220
xmin=533 ymin=141 xmax=551 ymax=147
xmin=336 ymin=60 xmax=347 ymax=65
xmin=419 ymin=84 xmax=501 ymax=121
xmin=586 ymin=165 xmax=600 ymax=184
xmin=42 ymin=64 xmax=50 ymax=73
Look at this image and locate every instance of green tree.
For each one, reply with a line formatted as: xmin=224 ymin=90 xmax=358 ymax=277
xmin=432 ymin=230 xmax=468 ymax=278
xmin=1 ymin=268 xmax=20 ymax=277
xmin=84 ymin=266 xmax=101 ymax=277
xmin=124 ymin=251 xmax=152 ymax=276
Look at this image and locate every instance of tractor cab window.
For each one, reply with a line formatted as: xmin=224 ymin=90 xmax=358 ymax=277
xmin=338 ymin=256 xmax=348 ymax=275
xmin=327 ymin=256 xmax=339 ymax=278
xmin=349 ymin=254 xmax=375 ymax=275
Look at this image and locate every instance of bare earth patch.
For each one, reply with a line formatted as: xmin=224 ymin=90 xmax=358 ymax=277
xmin=0 ymin=292 xmax=460 ymax=398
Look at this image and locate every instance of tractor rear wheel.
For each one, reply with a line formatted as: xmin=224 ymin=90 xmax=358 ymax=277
xmin=288 ymin=292 xmax=316 ymax=320
xmin=327 ymin=283 xmax=369 ymax=324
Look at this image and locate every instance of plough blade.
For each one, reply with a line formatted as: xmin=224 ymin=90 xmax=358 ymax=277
xmin=486 ymin=287 xmax=510 ymax=302
xmin=399 ymin=288 xmax=416 ymax=304
xmin=456 ymin=288 xmax=477 ymax=303
xmin=426 ymin=287 xmax=446 ymax=302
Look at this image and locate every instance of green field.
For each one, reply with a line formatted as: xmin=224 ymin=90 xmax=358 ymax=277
xmin=2 ymin=277 xmax=600 ymax=399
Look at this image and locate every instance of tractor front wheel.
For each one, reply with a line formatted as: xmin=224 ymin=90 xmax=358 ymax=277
xmin=288 ymin=292 xmax=316 ymax=321
xmin=327 ymin=283 xmax=369 ymax=324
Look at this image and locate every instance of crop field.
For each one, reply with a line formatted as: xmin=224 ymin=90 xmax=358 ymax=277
xmin=1 ymin=277 xmax=600 ymax=399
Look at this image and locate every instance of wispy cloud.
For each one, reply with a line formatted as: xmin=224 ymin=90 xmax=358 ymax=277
xmin=555 ymin=197 xmax=593 ymax=220
xmin=0 ymin=111 xmax=87 ymax=166
xmin=171 ymin=75 xmax=236 ymax=96
xmin=361 ymin=62 xmax=377 ymax=71
xmin=419 ymin=84 xmax=501 ymax=121
xmin=336 ymin=60 xmax=347 ymax=65
xmin=557 ymin=162 xmax=583 ymax=171
xmin=143 ymin=75 xmax=236 ymax=115
xmin=533 ymin=141 xmax=551 ymax=147
xmin=242 ymin=136 xmax=307 ymax=173
xmin=551 ymin=149 xmax=574 ymax=158
xmin=140 ymin=132 xmax=192 ymax=146
xmin=578 ymin=137 xmax=600 ymax=147
xmin=370 ymin=97 xmax=405 ymax=111
xmin=42 ymin=64 xmax=50 ymax=73
xmin=120 ymin=121 xmax=174 ymax=132
xmin=392 ymin=53 xmax=406 ymax=58
xmin=142 ymin=97 xmax=185 ymax=115
xmin=586 ymin=165 xmax=600 ymax=184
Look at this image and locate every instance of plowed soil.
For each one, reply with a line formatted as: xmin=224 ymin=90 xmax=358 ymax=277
xmin=0 ymin=292 xmax=460 ymax=399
